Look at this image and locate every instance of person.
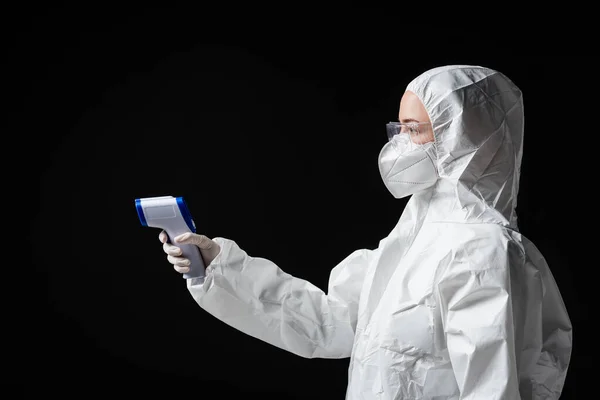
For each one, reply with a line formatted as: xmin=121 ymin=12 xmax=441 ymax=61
xmin=158 ymin=65 xmax=573 ymax=399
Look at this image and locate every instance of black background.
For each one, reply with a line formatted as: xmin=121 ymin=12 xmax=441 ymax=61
xmin=10 ymin=5 xmax=591 ymax=399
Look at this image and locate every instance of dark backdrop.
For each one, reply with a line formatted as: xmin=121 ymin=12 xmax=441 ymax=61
xmin=9 ymin=5 xmax=591 ymax=399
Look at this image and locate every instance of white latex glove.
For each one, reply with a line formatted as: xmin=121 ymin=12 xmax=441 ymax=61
xmin=159 ymin=231 xmax=221 ymax=275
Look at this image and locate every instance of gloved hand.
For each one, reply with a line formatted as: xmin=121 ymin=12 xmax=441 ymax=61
xmin=159 ymin=231 xmax=222 ymax=274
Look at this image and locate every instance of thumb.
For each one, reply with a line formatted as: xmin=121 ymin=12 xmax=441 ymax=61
xmin=174 ymin=233 xmax=214 ymax=249
xmin=158 ymin=230 xmax=168 ymax=244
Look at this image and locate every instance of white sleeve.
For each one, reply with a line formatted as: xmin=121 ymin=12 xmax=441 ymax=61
xmin=186 ymin=237 xmax=382 ymax=359
xmin=436 ymin=265 xmax=521 ymax=399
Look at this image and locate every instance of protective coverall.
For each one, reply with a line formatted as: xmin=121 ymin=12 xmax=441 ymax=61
xmin=186 ymin=65 xmax=573 ymax=399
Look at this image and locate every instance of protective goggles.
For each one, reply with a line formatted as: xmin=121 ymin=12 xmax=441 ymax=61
xmin=386 ymin=121 xmax=434 ymax=151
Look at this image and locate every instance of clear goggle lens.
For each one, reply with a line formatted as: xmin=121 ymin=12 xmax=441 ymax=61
xmin=386 ymin=122 xmax=434 ymax=152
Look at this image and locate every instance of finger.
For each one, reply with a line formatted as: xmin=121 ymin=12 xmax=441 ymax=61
xmin=163 ymin=242 xmax=182 ymax=256
xmin=167 ymin=255 xmax=191 ymax=267
xmin=175 ymin=233 xmax=214 ymax=250
xmin=158 ymin=231 xmax=168 ymax=244
xmin=174 ymin=265 xmax=190 ymax=274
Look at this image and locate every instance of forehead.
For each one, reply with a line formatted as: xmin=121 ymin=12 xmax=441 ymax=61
xmin=399 ymin=90 xmax=430 ymax=121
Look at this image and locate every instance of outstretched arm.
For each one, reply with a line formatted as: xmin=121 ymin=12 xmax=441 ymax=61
xmin=187 ymin=237 xmax=383 ymax=359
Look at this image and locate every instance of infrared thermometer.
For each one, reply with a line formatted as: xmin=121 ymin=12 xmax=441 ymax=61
xmin=135 ymin=196 xmax=205 ymax=280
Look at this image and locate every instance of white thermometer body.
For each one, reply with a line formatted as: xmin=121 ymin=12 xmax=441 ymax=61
xmin=135 ymin=196 xmax=205 ymax=280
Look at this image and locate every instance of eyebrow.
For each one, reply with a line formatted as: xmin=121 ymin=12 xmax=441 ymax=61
xmin=399 ymin=118 xmax=420 ymax=123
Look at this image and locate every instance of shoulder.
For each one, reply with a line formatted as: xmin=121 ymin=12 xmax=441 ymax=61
xmin=433 ymin=223 xmax=524 ymax=277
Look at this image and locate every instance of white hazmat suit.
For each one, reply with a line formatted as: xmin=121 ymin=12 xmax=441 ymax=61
xmin=186 ymin=65 xmax=573 ymax=399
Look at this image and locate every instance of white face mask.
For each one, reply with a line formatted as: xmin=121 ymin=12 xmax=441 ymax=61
xmin=378 ymin=134 xmax=439 ymax=199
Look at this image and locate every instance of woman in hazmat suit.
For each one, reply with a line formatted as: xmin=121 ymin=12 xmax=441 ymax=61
xmin=159 ymin=65 xmax=573 ymax=399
